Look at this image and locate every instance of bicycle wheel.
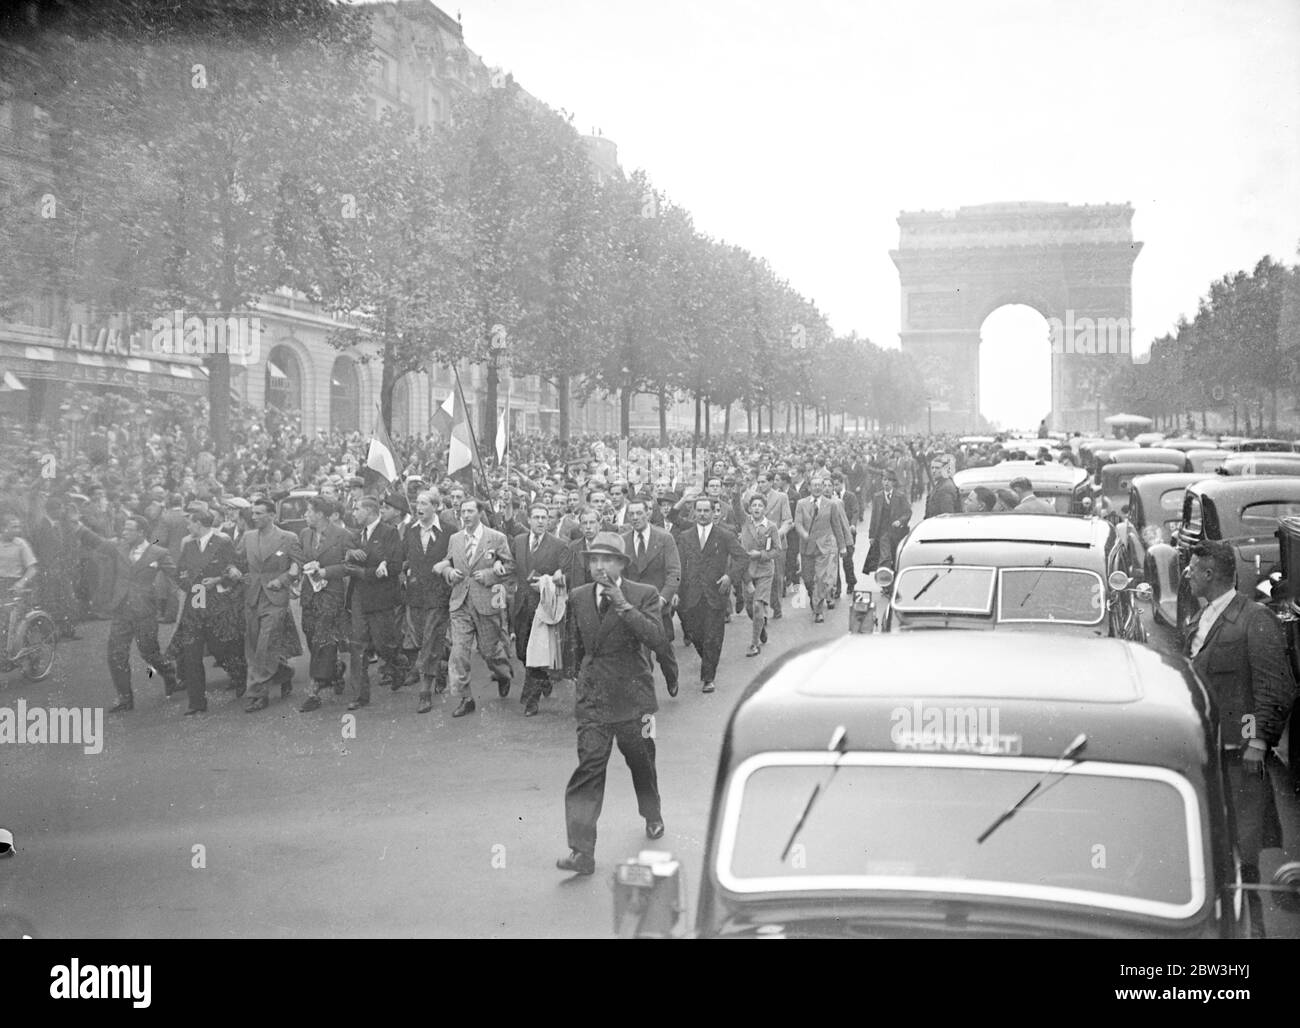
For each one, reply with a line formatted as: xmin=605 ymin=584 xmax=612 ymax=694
xmin=17 ymin=612 xmax=57 ymax=681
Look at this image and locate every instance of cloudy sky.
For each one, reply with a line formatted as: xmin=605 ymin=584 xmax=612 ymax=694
xmin=453 ymin=0 xmax=1300 ymax=428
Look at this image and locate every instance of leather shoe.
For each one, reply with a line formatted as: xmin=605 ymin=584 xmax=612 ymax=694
xmin=416 ymin=693 xmax=433 ymax=714
xmin=244 ymin=696 xmax=269 ymax=712
xmin=183 ymin=705 xmax=207 ymax=716
xmin=298 ymin=695 xmax=322 ymax=713
xmin=666 ymin=679 xmax=679 ymax=698
xmin=702 ymin=680 xmax=715 ymax=693
xmin=760 ymin=625 xmax=768 ymax=644
xmin=109 ymin=698 xmax=133 ymax=713
xmin=646 ymin=820 xmax=665 ymax=840
xmin=347 ymin=695 xmax=370 ymax=710
xmin=496 ymin=678 xmax=511 ymax=698
xmin=452 ymin=698 xmax=476 ymax=718
xmin=556 ymin=850 xmax=595 ymax=875
xmin=541 ymin=680 xmax=553 ymax=697
xmin=814 ymin=613 xmax=825 ymax=624
xmin=745 ymin=645 xmax=760 ymax=657
xmin=524 ymin=698 xmax=539 ymax=717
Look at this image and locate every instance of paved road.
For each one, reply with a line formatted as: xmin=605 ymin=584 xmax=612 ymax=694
xmin=2 ymin=503 xmax=1297 ymax=938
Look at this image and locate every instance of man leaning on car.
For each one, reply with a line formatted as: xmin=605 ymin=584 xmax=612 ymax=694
xmin=1185 ymin=539 xmax=1296 ymax=937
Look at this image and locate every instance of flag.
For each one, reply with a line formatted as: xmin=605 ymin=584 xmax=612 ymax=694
xmin=431 ymin=391 xmax=455 ymax=440
xmin=496 ymin=406 xmax=508 ymax=463
xmin=365 ymin=414 xmax=398 ymax=491
xmin=447 ymin=389 xmax=476 ymax=477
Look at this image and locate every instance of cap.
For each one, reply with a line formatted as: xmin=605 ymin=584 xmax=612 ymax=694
xmin=382 ymin=493 xmax=410 ymax=515
xmin=223 ymin=497 xmax=252 ymax=510
xmin=347 ymin=476 xmax=365 ymax=489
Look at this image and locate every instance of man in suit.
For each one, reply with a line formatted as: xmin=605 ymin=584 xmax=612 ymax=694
xmin=607 ymin=481 xmax=631 ymax=530
xmin=776 ymin=471 xmax=802 ymax=594
xmin=173 ymin=507 xmax=246 ymax=714
xmin=435 ymin=497 xmax=516 ymax=719
xmin=556 ymin=532 xmax=667 ymax=876
xmin=865 ymin=469 xmax=912 ymax=576
xmin=72 ymin=512 xmax=180 ymax=711
xmin=233 ymin=496 xmax=304 ymax=712
xmin=677 ymin=496 xmax=748 ymax=692
xmin=925 ymin=453 xmax=962 ymax=518
xmin=403 ymin=489 xmax=459 ymax=714
xmin=748 ymin=472 xmax=793 ymax=619
xmin=340 ymin=496 xmax=403 ymax=710
xmin=621 ymin=497 xmax=681 ymax=697
xmin=565 ymin=507 xmax=603 ymax=588
xmin=794 ymin=476 xmax=850 ymax=624
xmin=296 ymin=497 xmax=352 ymax=712
xmin=511 ymin=501 xmax=572 ymax=717
xmin=1009 ymin=477 xmax=1056 ymax=514
xmin=1186 ymin=540 xmax=1296 ymax=937
xmin=151 ymin=492 xmax=189 ymax=625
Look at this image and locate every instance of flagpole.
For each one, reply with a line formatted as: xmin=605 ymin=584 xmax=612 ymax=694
xmin=376 ymin=403 xmax=405 ymax=494
xmin=503 ymin=355 xmax=511 ymax=501
xmin=451 ymin=364 xmax=489 ymax=497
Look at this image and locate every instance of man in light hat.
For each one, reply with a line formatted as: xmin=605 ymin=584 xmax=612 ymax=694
xmin=557 ymin=531 xmax=667 ymax=876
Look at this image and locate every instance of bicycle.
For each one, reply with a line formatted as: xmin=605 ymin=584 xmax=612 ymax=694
xmin=0 ymin=586 xmax=59 ymax=682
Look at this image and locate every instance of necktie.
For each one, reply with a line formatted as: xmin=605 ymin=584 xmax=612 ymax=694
xmin=465 ymin=534 xmax=476 ymax=564
xmin=531 ymin=534 xmax=540 ymax=554
xmin=636 ymin=532 xmax=645 ymax=560
xmin=813 ymin=499 xmax=820 ymax=519
xmin=599 ymin=588 xmax=611 ymax=616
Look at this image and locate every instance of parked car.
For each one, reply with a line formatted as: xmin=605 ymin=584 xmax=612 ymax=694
xmin=1187 ymin=449 xmax=1230 ymax=474
xmin=1160 ymin=438 xmax=1223 ymax=454
xmin=1132 ymin=432 xmax=1166 ymax=448
xmin=612 ymin=633 xmax=1300 ymax=938
xmin=1117 ymin=473 xmax=1209 ymax=628
xmin=880 ymin=513 xmax=1147 ymax=642
xmin=1151 ymin=476 xmax=1300 ymax=633
xmin=1223 ymin=438 xmax=1293 ymax=453
xmin=1105 ymin=447 xmax=1192 ymax=473
xmin=953 ymin=461 xmax=1092 ymax=515
xmin=1221 ymin=453 xmax=1300 ymax=477
xmin=275 ymin=489 xmax=318 ymax=536
xmin=1097 ymin=461 xmax=1183 ymax=520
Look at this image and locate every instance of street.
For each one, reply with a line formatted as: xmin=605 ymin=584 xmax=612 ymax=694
xmin=3 ymin=506 xmax=1299 ymax=938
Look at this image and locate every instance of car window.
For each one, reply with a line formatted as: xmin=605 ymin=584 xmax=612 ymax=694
xmin=892 ymin=566 xmax=995 ymax=613
xmin=1183 ymin=495 xmax=1203 ymax=539
xmin=721 ymin=760 xmax=1199 ymax=916
xmin=1159 ymin=489 xmax=1185 ymax=513
xmin=1239 ymin=501 xmax=1300 ymax=535
xmin=997 ymin=568 xmax=1104 ymax=625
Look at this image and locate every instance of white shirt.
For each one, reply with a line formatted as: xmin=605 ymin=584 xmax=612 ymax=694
xmin=697 ymin=523 xmax=711 ymax=549
xmin=196 ymin=530 xmax=214 ymax=553
xmin=129 ymin=541 xmax=149 ymax=563
xmin=613 ymin=506 xmax=627 ymax=526
xmin=419 ymin=520 xmax=439 ymax=547
xmin=633 ymin=528 xmax=651 ymax=555
xmin=596 ymin=579 xmax=623 ymax=609
xmin=1190 ymin=589 xmax=1236 ymax=658
xmin=463 ymin=524 xmax=483 ymax=554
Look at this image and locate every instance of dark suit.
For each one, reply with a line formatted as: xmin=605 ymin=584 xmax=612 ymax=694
xmin=677 ymin=523 xmax=748 ymax=685
xmin=402 ymin=514 xmax=458 ymax=693
xmin=511 ymin=529 xmax=571 ymax=704
xmin=299 ymin=521 xmax=351 ymax=689
xmin=621 ymin=524 xmax=681 ymax=691
xmin=174 ymin=532 xmax=246 ymax=710
xmin=151 ymin=508 xmax=189 ymax=624
xmin=1187 ymin=593 xmax=1295 ymax=878
xmin=864 ymin=489 xmax=912 ymax=573
xmin=925 ymin=477 xmax=962 ymax=519
xmin=565 ymin=578 xmax=666 ymax=859
xmin=344 ymin=518 xmax=404 ymax=699
xmin=77 ymin=527 xmax=179 ymax=703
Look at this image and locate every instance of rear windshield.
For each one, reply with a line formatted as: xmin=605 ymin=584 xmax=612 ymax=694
xmin=719 ymin=757 xmax=1201 ymax=918
xmin=997 ymin=568 xmax=1104 ymax=625
xmin=893 ymin=566 xmax=995 ymax=613
xmin=1159 ymin=489 xmax=1185 ymax=513
xmin=1238 ymin=501 xmax=1300 ymax=536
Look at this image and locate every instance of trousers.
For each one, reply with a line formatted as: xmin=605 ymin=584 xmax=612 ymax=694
xmin=680 ymin=601 xmax=725 ymax=683
xmin=108 ymin=613 xmax=175 ymax=700
xmin=565 ymin=717 xmax=661 ymax=857
xmin=448 ymin=605 xmax=513 ymax=699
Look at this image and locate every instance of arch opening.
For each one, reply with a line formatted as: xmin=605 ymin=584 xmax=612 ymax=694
xmin=331 ymin=356 xmax=359 ymax=432
xmin=979 ymin=304 xmax=1052 ymax=434
xmin=265 ymin=344 xmax=302 ymax=414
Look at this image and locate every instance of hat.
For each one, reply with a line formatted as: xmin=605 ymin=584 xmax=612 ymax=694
xmin=223 ymin=497 xmax=252 ymax=510
xmin=185 ymin=500 xmax=210 ymax=514
xmin=347 ymin=476 xmax=365 ymax=489
xmin=581 ymin=531 xmax=631 ymax=563
xmin=382 ymin=492 xmax=410 ymax=515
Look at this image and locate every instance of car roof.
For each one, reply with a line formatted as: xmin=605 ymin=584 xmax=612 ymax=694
xmin=1102 ymin=461 xmax=1182 ymax=477
xmin=1188 ymin=476 xmax=1300 ymax=501
xmin=953 ymin=461 xmax=1088 ymax=489
xmin=906 ymin=512 xmax=1106 ymax=547
xmin=726 ymin=635 xmax=1211 ymax=772
xmin=1109 ymin=447 xmax=1187 ymax=462
xmin=1130 ymin=472 xmax=1207 ymax=498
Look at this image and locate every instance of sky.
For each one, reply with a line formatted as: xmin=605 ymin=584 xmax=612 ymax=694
xmin=448 ymin=0 xmax=1300 ymax=429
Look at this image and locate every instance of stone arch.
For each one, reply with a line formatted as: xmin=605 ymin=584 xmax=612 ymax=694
xmin=891 ymin=202 xmax=1141 ymax=431
xmin=265 ymin=342 xmax=305 ymax=415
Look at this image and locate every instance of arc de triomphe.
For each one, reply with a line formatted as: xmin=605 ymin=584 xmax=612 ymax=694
xmin=890 ymin=202 xmax=1142 ymax=432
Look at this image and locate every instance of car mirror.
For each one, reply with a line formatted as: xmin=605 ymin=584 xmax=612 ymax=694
xmin=1108 ymin=570 xmax=1132 ymax=591
xmin=613 ymin=850 xmax=688 ymax=939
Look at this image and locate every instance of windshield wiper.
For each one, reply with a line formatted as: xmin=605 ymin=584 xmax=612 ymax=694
xmin=976 ymin=732 xmax=1087 ymax=845
xmin=779 ymin=726 xmax=848 ymax=863
xmin=1016 ymin=553 xmax=1054 ymax=608
xmin=911 ymin=555 xmax=955 ymax=601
